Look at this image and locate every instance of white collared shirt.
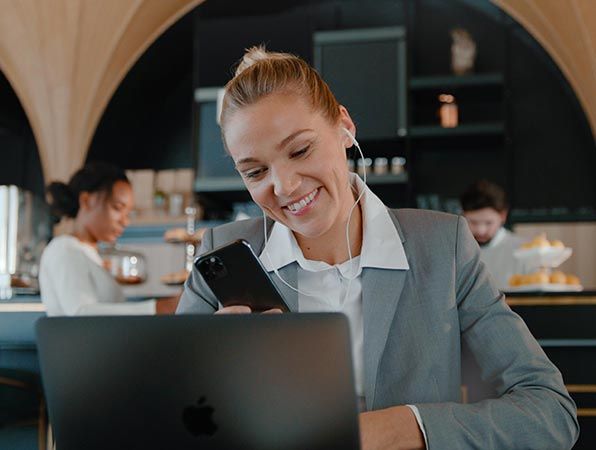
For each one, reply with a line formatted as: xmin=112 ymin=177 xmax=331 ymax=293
xmin=259 ymin=175 xmax=428 ymax=445
xmin=479 ymin=227 xmax=526 ymax=290
xmin=260 ymin=173 xmax=409 ymax=392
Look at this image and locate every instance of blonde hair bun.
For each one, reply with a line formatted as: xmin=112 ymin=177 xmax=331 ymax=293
xmin=235 ymin=45 xmax=292 ymax=76
xmin=235 ymin=46 xmax=269 ymax=76
xmin=220 ymin=44 xmax=341 ymax=144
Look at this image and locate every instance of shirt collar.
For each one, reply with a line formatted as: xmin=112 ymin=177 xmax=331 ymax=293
xmin=483 ymin=227 xmax=507 ymax=249
xmin=259 ymin=173 xmax=409 ymax=272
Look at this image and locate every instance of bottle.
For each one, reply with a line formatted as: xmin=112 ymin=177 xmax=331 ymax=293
xmin=438 ymin=94 xmax=458 ymax=128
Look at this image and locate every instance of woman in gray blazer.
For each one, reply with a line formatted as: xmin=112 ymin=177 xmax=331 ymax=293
xmin=177 ymin=46 xmax=579 ymax=449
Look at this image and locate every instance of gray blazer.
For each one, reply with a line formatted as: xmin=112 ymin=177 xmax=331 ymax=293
xmin=178 ymin=208 xmax=579 ymax=449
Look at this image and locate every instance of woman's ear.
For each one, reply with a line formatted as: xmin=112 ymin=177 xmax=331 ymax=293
xmin=78 ymin=191 xmax=90 ymax=211
xmin=78 ymin=191 xmax=99 ymax=212
xmin=338 ymin=105 xmax=356 ymax=147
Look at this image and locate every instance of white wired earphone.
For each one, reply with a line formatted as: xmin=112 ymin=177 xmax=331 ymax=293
xmin=263 ymin=127 xmax=367 ymax=302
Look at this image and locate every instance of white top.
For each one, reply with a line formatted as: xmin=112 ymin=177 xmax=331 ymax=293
xmin=259 ymin=174 xmax=428 ymax=446
xmin=479 ymin=227 xmax=526 ymax=290
xmin=39 ymin=235 xmax=156 ymax=316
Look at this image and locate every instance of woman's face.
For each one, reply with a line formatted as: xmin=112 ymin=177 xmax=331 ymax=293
xmin=82 ymin=180 xmax=134 ymax=243
xmin=224 ymin=92 xmax=356 ymax=240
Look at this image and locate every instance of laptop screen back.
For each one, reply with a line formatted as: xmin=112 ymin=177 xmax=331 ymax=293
xmin=36 ymin=314 xmax=360 ymax=450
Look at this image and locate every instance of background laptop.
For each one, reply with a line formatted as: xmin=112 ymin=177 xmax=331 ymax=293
xmin=36 ymin=313 xmax=360 ymax=450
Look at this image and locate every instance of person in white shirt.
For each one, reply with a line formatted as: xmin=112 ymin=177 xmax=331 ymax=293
xmin=40 ymin=162 xmax=178 ymax=316
xmin=460 ymin=180 xmax=526 ymax=289
xmin=177 ymin=47 xmax=578 ymax=449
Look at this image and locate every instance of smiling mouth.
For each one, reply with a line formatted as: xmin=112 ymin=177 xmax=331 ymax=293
xmin=285 ymin=189 xmax=318 ymax=214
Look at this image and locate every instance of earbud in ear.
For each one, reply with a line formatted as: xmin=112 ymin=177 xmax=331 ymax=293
xmin=342 ymin=127 xmax=359 ymax=147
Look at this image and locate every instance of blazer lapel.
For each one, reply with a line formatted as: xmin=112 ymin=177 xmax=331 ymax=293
xmin=270 ymin=263 xmax=299 ymax=312
xmin=362 ymin=270 xmax=407 ymax=411
xmin=254 ymin=217 xmax=299 ymax=312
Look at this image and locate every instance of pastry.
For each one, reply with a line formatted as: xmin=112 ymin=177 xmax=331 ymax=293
xmin=565 ymin=274 xmax=581 ymax=286
xmin=164 ymin=227 xmax=206 ymax=243
xmin=520 ymin=234 xmax=564 ymax=250
xmin=549 ymin=240 xmax=564 ymax=249
xmin=549 ymin=271 xmax=567 ymax=284
xmin=160 ymin=270 xmax=190 ymax=285
xmin=508 ymin=274 xmax=521 ymax=286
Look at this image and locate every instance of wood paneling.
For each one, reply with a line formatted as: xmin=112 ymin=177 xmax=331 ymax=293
xmin=0 ymin=0 xmax=202 ymax=183
xmin=493 ymin=0 xmax=596 ymax=138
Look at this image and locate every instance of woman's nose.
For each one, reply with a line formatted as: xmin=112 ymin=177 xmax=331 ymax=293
xmin=272 ymin=165 xmax=300 ymax=198
xmin=121 ymin=214 xmax=130 ymax=228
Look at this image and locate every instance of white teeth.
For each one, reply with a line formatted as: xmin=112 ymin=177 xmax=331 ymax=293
xmin=287 ymin=189 xmax=317 ymax=213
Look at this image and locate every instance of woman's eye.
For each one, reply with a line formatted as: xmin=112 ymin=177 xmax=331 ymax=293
xmin=244 ymin=168 xmax=266 ymax=179
xmin=291 ymin=146 xmax=310 ymax=159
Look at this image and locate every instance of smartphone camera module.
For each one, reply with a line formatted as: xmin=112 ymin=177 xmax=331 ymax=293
xmin=198 ymin=256 xmax=228 ymax=281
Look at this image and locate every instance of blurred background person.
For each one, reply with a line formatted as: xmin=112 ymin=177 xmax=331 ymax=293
xmin=40 ymin=162 xmax=178 ymax=316
xmin=460 ymin=179 xmax=526 ymax=290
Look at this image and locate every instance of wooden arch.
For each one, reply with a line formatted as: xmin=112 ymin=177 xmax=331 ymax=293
xmin=0 ymin=0 xmax=203 ymax=183
xmin=493 ymin=0 xmax=596 ymax=138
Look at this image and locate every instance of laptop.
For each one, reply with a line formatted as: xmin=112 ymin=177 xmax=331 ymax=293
xmin=36 ymin=313 xmax=361 ymax=450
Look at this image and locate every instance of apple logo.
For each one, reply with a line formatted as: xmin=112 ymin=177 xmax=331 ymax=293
xmin=182 ymin=396 xmax=218 ymax=437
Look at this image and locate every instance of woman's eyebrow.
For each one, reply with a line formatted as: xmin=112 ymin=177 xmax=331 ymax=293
xmin=235 ymin=129 xmax=315 ymax=167
xmin=277 ymin=129 xmax=314 ymax=150
xmin=235 ymin=156 xmax=258 ymax=167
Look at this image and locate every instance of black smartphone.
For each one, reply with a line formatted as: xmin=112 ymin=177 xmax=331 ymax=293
xmin=195 ymin=239 xmax=290 ymax=312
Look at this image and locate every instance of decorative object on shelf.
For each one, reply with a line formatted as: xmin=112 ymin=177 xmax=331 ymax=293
xmin=450 ymin=28 xmax=476 ymax=75
xmin=391 ymin=157 xmax=406 ymax=175
xmin=168 ymin=192 xmax=184 ymax=217
xmin=357 ymin=158 xmax=373 ymax=176
xmin=127 ymin=168 xmax=198 ymax=222
xmin=373 ymin=157 xmax=389 ymax=175
xmin=126 ymin=169 xmax=154 ymax=213
xmin=438 ymin=94 xmax=459 ymax=128
xmin=153 ymin=186 xmax=167 ymax=215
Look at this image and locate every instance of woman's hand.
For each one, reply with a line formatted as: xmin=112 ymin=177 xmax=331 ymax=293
xmin=359 ymin=406 xmax=425 ymax=450
xmin=215 ymin=305 xmax=283 ymax=314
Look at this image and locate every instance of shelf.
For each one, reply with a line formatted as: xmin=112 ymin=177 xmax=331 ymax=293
xmin=363 ymin=172 xmax=408 ymax=185
xmin=537 ymin=340 xmax=596 ymax=348
xmin=409 ymin=122 xmax=505 ymax=138
xmin=129 ymin=213 xmax=188 ymax=226
xmin=510 ymin=208 xmax=596 ymax=223
xmin=195 ymin=172 xmax=408 ymax=194
xmin=119 ymin=220 xmax=224 ymax=243
xmin=195 ymin=176 xmax=245 ymax=192
xmin=409 ymin=73 xmax=504 ymax=90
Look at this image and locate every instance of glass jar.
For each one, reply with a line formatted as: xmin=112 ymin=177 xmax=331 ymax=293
xmin=99 ymin=245 xmax=147 ymax=285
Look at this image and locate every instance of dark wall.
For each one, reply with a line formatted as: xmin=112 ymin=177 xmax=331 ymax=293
xmin=87 ymin=10 xmax=195 ymax=170
xmin=0 ymin=72 xmax=45 ymax=197
xmin=406 ymin=0 xmax=595 ymax=220
xmin=509 ymin=28 xmax=595 ymax=214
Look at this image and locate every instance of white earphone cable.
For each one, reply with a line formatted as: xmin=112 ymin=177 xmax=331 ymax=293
xmin=263 ymin=127 xmax=366 ymax=302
